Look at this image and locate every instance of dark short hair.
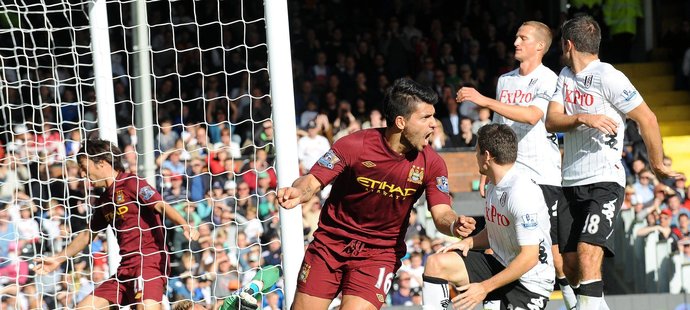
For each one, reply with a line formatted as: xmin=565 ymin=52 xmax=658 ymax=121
xmin=561 ymin=15 xmax=601 ymax=55
xmin=383 ymin=78 xmax=438 ymax=125
xmin=76 ymin=139 xmax=125 ymax=172
xmin=477 ymin=124 xmax=517 ymax=165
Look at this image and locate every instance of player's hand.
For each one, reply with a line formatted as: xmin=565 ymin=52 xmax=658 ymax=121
xmin=456 ymin=87 xmax=488 ymax=107
xmin=454 ymin=215 xmax=476 ymax=238
xmin=277 ymin=186 xmax=302 ymax=209
xmin=453 ymin=282 xmax=489 ymax=310
xmin=184 ymin=225 xmax=200 ymax=241
xmin=33 ymin=256 xmax=63 ymax=275
xmin=237 ymin=291 xmax=258 ymax=310
xmin=438 ymin=237 xmax=473 ymax=256
xmin=651 ymin=164 xmax=682 ymax=181
xmin=578 ymin=114 xmax=618 ymax=135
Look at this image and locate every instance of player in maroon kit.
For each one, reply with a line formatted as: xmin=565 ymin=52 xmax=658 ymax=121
xmin=278 ymin=78 xmax=477 ymax=310
xmin=33 ymin=139 xmax=199 ymax=309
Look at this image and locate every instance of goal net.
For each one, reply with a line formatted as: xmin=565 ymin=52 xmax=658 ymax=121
xmin=0 ymin=0 xmax=297 ymax=309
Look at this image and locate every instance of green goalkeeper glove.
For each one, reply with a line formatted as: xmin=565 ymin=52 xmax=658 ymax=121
xmin=220 ymin=265 xmax=281 ymax=310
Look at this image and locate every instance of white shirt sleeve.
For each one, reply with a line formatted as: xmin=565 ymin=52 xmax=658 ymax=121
xmin=549 ymin=68 xmax=567 ymax=105
xmin=531 ymin=73 xmax=558 ymax=122
xmin=602 ymin=69 xmax=643 ymax=114
xmin=511 ymin=183 xmax=547 ymax=246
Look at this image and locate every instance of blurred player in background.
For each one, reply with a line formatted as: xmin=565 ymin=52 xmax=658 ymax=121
xmin=34 ymin=139 xmax=199 ymax=310
xmin=278 ymin=78 xmax=476 ymax=310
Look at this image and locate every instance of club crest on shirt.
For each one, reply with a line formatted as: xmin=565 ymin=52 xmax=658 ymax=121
xmin=521 ymin=213 xmax=539 ymax=230
xmin=499 ymin=192 xmax=507 ymax=207
xmin=115 ymin=190 xmax=125 ymax=203
xmin=139 ymin=186 xmax=155 ymax=201
xmin=407 ymin=165 xmax=424 ymax=184
xmin=317 ymin=149 xmax=340 ymax=169
xmin=435 ymin=176 xmax=449 ymax=193
xmin=377 ymin=294 xmax=385 ymax=302
xmin=584 ymin=75 xmax=593 ymax=88
xmin=298 ymin=262 xmax=311 ymax=283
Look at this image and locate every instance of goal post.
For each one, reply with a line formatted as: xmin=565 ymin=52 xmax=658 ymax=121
xmin=264 ymin=1 xmax=303 ymax=307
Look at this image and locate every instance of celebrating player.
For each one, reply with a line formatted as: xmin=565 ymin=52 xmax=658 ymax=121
xmin=456 ymin=21 xmax=576 ymax=308
xmin=546 ymin=15 xmax=679 ymax=309
xmin=33 ymin=139 xmax=199 ymax=309
xmin=278 ymin=78 xmax=476 ymax=310
xmin=422 ymin=123 xmax=554 ymax=310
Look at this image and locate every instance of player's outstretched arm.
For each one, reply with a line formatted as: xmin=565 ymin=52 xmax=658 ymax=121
xmin=452 ymin=244 xmax=539 ymax=310
xmin=546 ymin=101 xmax=618 ymax=134
xmin=457 ymin=87 xmax=544 ymax=125
xmin=277 ymin=174 xmax=322 ymax=209
xmin=627 ymin=101 xmax=680 ymax=180
xmin=33 ymin=229 xmax=94 ymax=275
xmin=154 ymin=201 xmax=200 ymax=241
xmin=429 ymin=204 xmax=476 ymax=238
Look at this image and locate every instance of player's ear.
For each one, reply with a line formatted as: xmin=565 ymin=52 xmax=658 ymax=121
xmin=395 ymin=115 xmax=406 ymax=130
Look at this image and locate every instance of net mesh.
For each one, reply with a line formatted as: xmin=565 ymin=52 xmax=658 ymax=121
xmin=0 ymin=0 xmax=281 ymax=308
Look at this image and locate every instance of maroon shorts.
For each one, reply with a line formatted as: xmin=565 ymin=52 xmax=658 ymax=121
xmin=297 ymin=232 xmax=402 ymax=308
xmin=93 ymin=264 xmax=167 ymax=306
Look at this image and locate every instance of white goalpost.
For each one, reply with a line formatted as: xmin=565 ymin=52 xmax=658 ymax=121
xmin=0 ymin=0 xmax=301 ymax=309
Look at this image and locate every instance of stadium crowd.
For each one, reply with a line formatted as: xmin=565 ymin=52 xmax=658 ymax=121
xmin=0 ymin=0 xmax=689 ymax=309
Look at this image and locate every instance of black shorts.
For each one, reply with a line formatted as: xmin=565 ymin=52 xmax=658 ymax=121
xmin=560 ymin=182 xmax=624 ymax=256
xmin=539 ymin=184 xmax=568 ymax=245
xmin=456 ymin=251 xmax=549 ymax=310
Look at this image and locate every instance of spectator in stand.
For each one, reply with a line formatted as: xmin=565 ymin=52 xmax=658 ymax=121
xmin=471 ymin=107 xmax=492 ymax=134
xmin=214 ymin=127 xmax=241 ymax=159
xmin=298 ymin=120 xmax=331 ymax=175
xmin=187 ymin=157 xmax=211 ymax=203
xmin=429 ymin=119 xmax=448 ymax=150
xmin=390 ymin=270 xmax=414 ymax=306
xmin=672 ymin=213 xmax=690 ymax=246
xmin=456 ymin=116 xmax=477 ymax=148
xmin=672 ymin=173 xmax=687 ymax=201
xmin=158 ymin=150 xmax=186 ymax=176
xmin=634 ymin=169 xmax=658 ymax=207
xmin=158 ymin=119 xmax=179 ymax=153
xmin=664 ymin=194 xmax=690 ymax=228
xmin=299 ymin=100 xmax=320 ymax=129
xmin=637 ymin=209 xmax=677 ymax=250
xmin=622 ymin=185 xmax=642 ymax=211
xmin=441 ymin=97 xmax=462 ymax=147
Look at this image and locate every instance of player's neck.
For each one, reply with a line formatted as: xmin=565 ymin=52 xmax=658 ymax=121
xmin=384 ymin=128 xmax=408 ymax=155
xmin=570 ymin=52 xmax=599 ymax=74
xmin=104 ymin=170 xmax=121 ymax=188
xmin=518 ymin=58 xmax=541 ymax=76
xmin=487 ymin=163 xmax=513 ymax=185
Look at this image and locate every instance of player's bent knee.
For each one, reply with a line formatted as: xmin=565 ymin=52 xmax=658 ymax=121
xmin=424 ymin=252 xmax=464 ymax=278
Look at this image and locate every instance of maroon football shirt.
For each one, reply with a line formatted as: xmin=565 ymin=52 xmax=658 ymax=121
xmin=90 ymin=172 xmax=168 ymax=269
xmin=309 ymin=128 xmax=451 ymax=252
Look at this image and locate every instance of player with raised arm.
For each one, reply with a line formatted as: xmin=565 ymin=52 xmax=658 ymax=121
xmin=456 ymin=21 xmax=576 ymax=308
xmin=278 ymin=78 xmax=476 ymax=310
xmin=422 ymin=123 xmax=554 ymax=310
xmin=545 ymin=15 xmax=679 ymax=310
xmin=33 ymin=139 xmax=199 ymax=309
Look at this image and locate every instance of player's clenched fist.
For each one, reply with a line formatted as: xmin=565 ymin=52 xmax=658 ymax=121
xmin=277 ymin=186 xmax=302 ymax=209
xmin=454 ymin=215 xmax=476 ymax=238
xmin=33 ymin=256 xmax=63 ymax=275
